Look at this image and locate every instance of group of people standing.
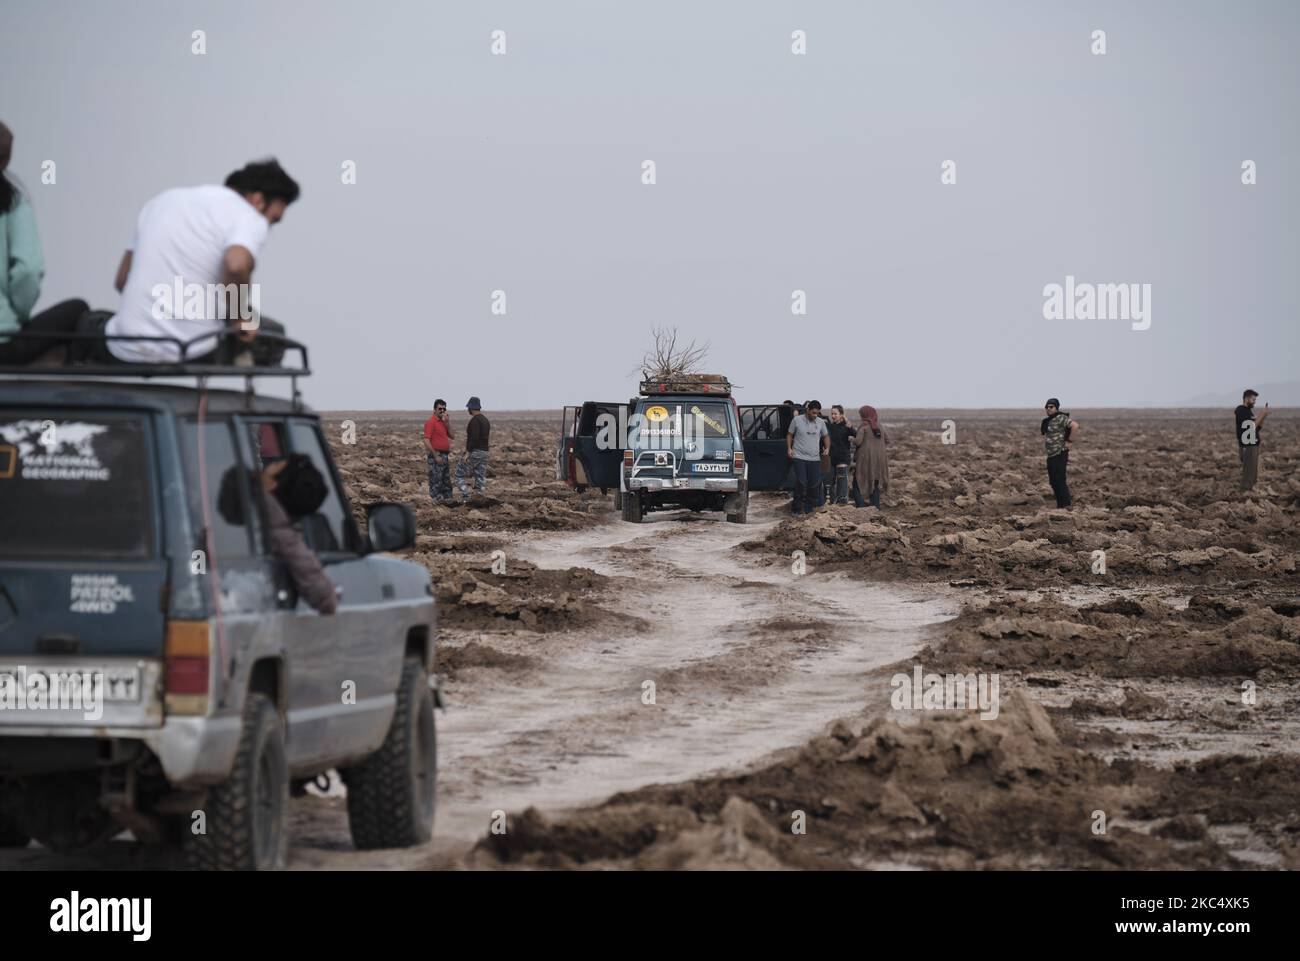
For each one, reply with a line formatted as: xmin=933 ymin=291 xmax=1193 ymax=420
xmin=781 ymin=400 xmax=890 ymax=515
xmin=422 ymin=398 xmax=492 ymax=505
xmin=782 ymin=390 xmax=1275 ymax=520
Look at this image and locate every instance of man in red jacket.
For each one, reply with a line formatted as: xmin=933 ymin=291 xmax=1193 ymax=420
xmin=423 ymin=398 xmax=454 ymax=504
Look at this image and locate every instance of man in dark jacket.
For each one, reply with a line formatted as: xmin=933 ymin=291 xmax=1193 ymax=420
xmin=778 ymin=400 xmax=801 ymax=513
xmin=455 ymin=395 xmax=491 ymax=501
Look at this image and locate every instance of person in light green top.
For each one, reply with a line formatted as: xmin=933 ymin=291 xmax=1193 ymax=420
xmin=0 ymin=120 xmax=87 ymax=365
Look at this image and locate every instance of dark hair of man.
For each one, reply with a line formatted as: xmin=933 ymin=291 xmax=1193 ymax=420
xmin=435 ymin=398 xmax=447 ymax=409
xmin=1243 ymin=389 xmax=1258 ymax=401
xmin=274 ymin=453 xmax=328 ymax=517
xmin=806 ymin=400 xmax=822 ymax=412
xmin=224 ymin=158 xmax=301 ymax=205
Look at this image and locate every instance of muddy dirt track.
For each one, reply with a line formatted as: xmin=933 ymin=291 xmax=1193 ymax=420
xmin=311 ymin=408 xmax=1300 ymax=870
xmin=8 ymin=409 xmax=1298 ymax=870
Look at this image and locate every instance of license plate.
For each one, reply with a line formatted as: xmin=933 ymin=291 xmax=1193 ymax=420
xmin=692 ymin=463 xmax=730 ymax=473
xmin=0 ymin=666 xmax=143 ymax=703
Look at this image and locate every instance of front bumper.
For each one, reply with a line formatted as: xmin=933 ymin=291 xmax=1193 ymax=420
xmin=627 ymin=475 xmax=741 ymax=492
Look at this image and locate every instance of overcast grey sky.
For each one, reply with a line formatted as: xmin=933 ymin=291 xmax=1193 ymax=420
xmin=4 ymin=0 xmax=1297 ymax=410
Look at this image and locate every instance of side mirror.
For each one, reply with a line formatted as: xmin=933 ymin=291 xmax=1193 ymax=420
xmin=366 ymin=502 xmax=417 ymax=553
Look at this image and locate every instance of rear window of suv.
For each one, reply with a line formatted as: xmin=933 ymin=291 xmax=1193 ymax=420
xmin=632 ymin=399 xmax=733 ymax=446
xmin=0 ymin=411 xmax=155 ymax=559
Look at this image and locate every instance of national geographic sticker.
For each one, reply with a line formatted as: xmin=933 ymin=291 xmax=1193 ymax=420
xmin=0 ymin=421 xmax=110 ymax=481
xmin=645 ymin=405 xmax=669 ymax=422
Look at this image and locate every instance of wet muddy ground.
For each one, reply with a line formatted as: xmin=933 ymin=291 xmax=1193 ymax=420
xmin=338 ymin=409 xmax=1299 ymax=871
xmin=10 ymin=410 xmax=1297 ymax=870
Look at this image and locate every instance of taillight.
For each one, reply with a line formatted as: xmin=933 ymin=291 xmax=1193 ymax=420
xmin=733 ymin=450 xmax=745 ymax=470
xmin=623 ymin=450 xmax=634 ymax=468
xmin=165 ymin=620 xmax=211 ymax=715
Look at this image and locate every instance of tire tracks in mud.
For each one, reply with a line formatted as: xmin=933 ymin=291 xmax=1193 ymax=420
xmin=426 ymin=495 xmax=959 ymax=850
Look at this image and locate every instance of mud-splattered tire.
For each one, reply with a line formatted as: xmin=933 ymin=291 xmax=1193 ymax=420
xmin=184 ymin=693 xmax=288 ymax=871
xmin=342 ymin=657 xmax=436 ymax=850
xmin=613 ymin=489 xmax=623 ymax=511
xmin=621 ymin=490 xmax=643 ymax=523
xmin=726 ymin=490 xmax=749 ymax=523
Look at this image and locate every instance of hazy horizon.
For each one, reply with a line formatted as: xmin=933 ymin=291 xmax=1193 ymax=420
xmin=4 ymin=0 xmax=1297 ymax=410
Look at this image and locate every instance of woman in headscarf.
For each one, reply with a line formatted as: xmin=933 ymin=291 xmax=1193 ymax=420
xmin=851 ymin=405 xmax=889 ymax=508
xmin=0 ymin=120 xmax=89 ymax=365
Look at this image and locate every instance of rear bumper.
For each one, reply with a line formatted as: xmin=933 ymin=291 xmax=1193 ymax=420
xmin=0 ymin=715 xmax=242 ymax=786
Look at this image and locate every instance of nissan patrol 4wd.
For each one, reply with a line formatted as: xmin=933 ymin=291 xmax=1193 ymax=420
xmin=0 ymin=332 xmax=438 ymax=869
xmin=557 ymin=375 xmax=795 ymax=522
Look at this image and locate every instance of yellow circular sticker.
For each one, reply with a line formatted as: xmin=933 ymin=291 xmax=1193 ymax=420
xmin=645 ymin=405 xmax=669 ymax=422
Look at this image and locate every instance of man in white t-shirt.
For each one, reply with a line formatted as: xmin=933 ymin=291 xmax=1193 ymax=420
xmin=786 ymin=399 xmax=831 ymax=514
xmin=92 ymin=159 xmax=299 ymax=364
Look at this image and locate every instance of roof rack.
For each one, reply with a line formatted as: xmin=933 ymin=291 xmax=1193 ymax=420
xmin=0 ymin=329 xmax=311 ymax=407
xmin=639 ymin=373 xmax=732 ymax=397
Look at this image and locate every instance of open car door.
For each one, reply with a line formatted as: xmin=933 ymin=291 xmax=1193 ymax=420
xmin=569 ymin=401 xmax=624 ymax=493
xmin=556 ymin=405 xmax=578 ymax=483
xmin=738 ymin=404 xmax=793 ymax=491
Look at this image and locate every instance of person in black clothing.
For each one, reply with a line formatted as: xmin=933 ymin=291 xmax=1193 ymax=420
xmin=1040 ymin=398 xmax=1078 ymax=509
xmin=777 ymin=400 xmax=797 ymax=436
xmin=454 ymin=395 xmax=491 ymax=501
xmin=826 ymin=404 xmax=857 ymax=504
xmin=1235 ymin=389 xmax=1271 ymax=491
xmin=778 ymin=400 xmax=801 ymax=513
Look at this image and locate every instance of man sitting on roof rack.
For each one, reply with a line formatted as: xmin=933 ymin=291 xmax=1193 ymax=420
xmin=76 ymin=159 xmax=300 ymax=367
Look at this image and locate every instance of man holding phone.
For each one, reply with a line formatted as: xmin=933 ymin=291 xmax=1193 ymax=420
xmin=423 ymin=398 xmax=454 ymax=504
xmin=1235 ymin=389 xmax=1272 ymax=491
